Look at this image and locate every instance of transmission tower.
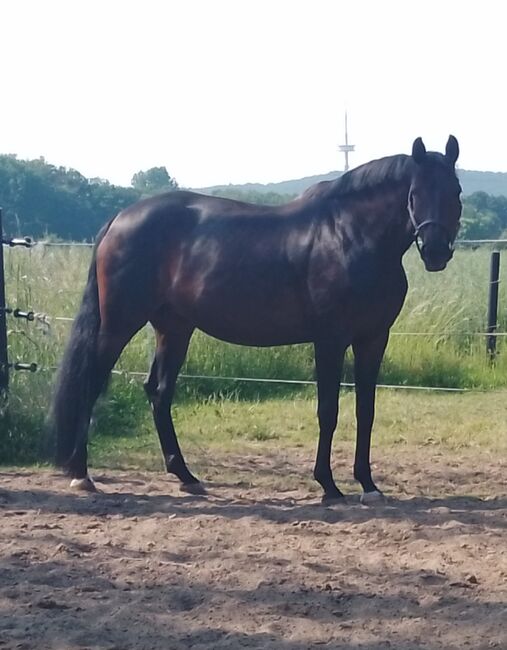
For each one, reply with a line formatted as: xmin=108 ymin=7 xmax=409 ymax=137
xmin=338 ymin=112 xmax=355 ymax=172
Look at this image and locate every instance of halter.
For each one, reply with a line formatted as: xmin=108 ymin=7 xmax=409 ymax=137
xmin=407 ymin=202 xmax=454 ymax=257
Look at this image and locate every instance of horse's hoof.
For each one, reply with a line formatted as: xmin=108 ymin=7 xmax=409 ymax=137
xmin=70 ymin=476 xmax=97 ymax=492
xmin=180 ymin=482 xmax=206 ymax=496
xmin=360 ymin=490 xmax=384 ymax=505
xmin=321 ymin=492 xmax=346 ymax=506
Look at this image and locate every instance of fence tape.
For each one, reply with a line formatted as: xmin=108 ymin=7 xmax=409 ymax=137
xmin=44 ymin=315 xmax=507 ymax=337
xmin=34 ymin=241 xmax=94 ymax=247
xmin=109 ymin=369 xmax=473 ymax=393
xmin=26 ymin=238 xmax=507 ymax=249
xmin=36 ymin=364 xmax=473 ymax=392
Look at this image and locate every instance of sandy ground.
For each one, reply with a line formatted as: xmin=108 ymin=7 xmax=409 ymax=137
xmin=0 ymin=448 xmax=506 ymax=650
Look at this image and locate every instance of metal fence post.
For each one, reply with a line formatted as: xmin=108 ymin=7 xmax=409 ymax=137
xmin=486 ymin=250 xmax=501 ymax=361
xmin=0 ymin=208 xmax=9 ymax=394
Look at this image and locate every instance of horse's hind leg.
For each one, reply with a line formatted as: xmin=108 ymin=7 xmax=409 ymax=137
xmin=144 ymin=354 xmax=158 ymax=403
xmin=68 ymin=326 xmax=142 ymax=491
xmin=147 ymin=313 xmax=203 ymax=494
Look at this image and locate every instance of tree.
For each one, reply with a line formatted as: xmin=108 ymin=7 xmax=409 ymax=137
xmin=459 ymin=204 xmax=501 ymax=240
xmin=211 ymin=188 xmax=295 ymax=205
xmin=131 ymin=167 xmax=178 ymax=196
xmin=0 ymin=154 xmax=140 ymax=240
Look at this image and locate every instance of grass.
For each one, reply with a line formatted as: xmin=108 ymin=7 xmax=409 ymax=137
xmin=88 ymin=382 xmax=507 ymax=477
xmin=1 ymin=243 xmax=507 ymax=464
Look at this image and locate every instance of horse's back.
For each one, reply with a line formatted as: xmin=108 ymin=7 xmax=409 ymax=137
xmin=94 ymin=191 xmax=316 ymax=344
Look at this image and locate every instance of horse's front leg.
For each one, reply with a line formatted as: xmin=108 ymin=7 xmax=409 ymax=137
xmin=352 ymin=330 xmax=389 ymax=504
xmin=313 ymin=338 xmax=347 ymax=504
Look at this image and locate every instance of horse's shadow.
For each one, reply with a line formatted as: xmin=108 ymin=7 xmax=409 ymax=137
xmin=1 ymin=472 xmax=505 ymax=531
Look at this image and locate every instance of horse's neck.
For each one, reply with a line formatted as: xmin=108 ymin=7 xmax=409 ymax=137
xmin=333 ymin=183 xmax=413 ymax=259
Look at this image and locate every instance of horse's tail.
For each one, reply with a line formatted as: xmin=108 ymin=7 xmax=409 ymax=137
xmin=50 ymin=220 xmax=113 ymax=468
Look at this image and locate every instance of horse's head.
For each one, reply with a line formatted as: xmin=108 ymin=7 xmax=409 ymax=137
xmin=408 ymin=136 xmax=462 ymax=272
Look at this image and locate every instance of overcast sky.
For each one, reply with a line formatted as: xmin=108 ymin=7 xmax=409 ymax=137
xmin=1 ymin=0 xmax=505 ymax=188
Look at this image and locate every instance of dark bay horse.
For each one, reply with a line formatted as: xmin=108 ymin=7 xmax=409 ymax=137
xmin=51 ymin=136 xmax=462 ymax=503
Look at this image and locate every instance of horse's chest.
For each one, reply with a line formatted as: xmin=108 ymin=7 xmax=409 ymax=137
xmin=348 ymin=265 xmax=407 ymax=328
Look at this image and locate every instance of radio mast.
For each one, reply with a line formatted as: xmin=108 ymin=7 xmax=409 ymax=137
xmin=338 ymin=111 xmax=355 ymax=172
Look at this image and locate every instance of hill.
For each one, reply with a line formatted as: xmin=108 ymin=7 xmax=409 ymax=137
xmin=196 ymin=168 xmax=507 ymax=198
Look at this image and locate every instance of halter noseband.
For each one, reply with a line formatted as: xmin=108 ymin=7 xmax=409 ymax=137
xmin=407 ymin=203 xmax=454 ymax=256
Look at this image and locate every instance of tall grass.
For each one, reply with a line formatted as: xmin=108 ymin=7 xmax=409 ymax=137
xmin=1 ymin=244 xmax=506 ymax=463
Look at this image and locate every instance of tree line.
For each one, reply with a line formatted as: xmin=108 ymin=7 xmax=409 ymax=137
xmin=0 ymin=155 xmax=176 ymax=240
xmin=0 ymin=154 xmax=505 ymax=241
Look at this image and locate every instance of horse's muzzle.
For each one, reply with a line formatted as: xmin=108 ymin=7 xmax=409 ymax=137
xmin=420 ymin=244 xmax=454 ymax=272
xmin=412 ymin=219 xmax=454 ymax=272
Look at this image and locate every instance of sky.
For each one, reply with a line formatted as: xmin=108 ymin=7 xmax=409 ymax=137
xmin=1 ymin=0 xmax=506 ymax=188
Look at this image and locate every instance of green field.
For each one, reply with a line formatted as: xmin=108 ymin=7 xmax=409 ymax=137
xmin=1 ymin=244 xmax=507 ymax=465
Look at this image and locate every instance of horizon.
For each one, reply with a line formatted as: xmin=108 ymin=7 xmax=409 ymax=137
xmin=3 ymin=150 xmax=505 ymax=192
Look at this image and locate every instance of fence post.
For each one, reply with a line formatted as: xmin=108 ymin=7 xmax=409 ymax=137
xmin=486 ymin=250 xmax=501 ymax=361
xmin=0 ymin=208 xmax=9 ymax=394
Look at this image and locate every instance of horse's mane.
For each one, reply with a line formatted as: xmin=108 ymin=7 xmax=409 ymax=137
xmin=301 ymin=152 xmax=458 ymax=203
xmin=300 ymin=154 xmax=413 ymax=202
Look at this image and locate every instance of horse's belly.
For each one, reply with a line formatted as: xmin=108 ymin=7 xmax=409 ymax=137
xmin=174 ymin=292 xmax=312 ymax=347
xmin=195 ymin=318 xmax=311 ymax=347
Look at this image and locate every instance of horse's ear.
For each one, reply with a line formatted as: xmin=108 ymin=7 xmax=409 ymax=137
xmin=412 ymin=137 xmax=427 ymax=164
xmin=445 ymin=135 xmax=459 ymax=166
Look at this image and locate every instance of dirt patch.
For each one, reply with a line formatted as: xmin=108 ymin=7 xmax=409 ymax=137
xmin=0 ymin=448 xmax=506 ymax=649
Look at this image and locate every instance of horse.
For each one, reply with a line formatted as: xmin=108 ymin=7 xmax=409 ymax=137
xmin=50 ymin=136 xmax=462 ymax=504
